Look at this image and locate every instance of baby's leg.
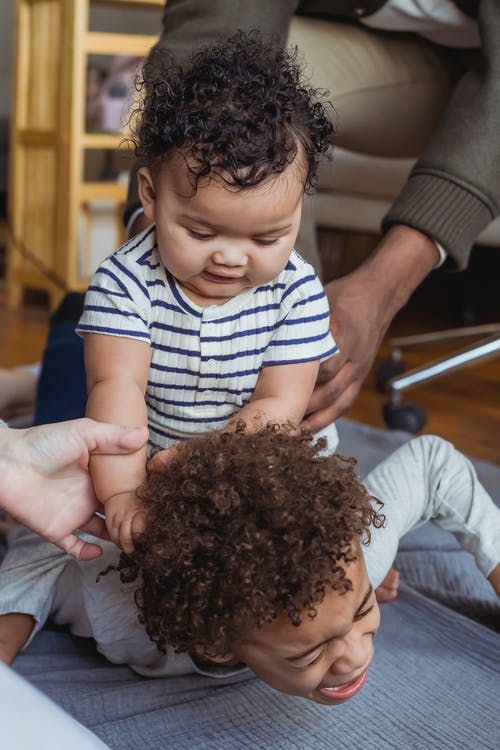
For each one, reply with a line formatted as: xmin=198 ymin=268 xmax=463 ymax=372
xmin=0 ymin=520 xmax=42 ymax=662
xmin=364 ymin=435 xmax=500 ymax=597
xmin=0 ymin=613 xmax=35 ymax=665
xmin=0 ymin=525 xmax=69 ymax=661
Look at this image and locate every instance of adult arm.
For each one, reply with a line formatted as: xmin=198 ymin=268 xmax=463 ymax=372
xmin=304 ymin=226 xmax=439 ymax=429
xmin=384 ymin=0 xmax=500 ymax=270
xmin=0 ymin=420 xmax=147 ymax=560
xmin=306 ymin=0 xmax=500 ymax=428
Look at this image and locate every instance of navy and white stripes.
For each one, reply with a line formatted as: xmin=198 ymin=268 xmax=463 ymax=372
xmin=77 ymin=227 xmax=337 ymax=448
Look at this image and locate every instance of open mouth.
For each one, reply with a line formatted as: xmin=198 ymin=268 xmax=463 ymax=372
xmin=316 ymin=668 xmax=369 ymax=703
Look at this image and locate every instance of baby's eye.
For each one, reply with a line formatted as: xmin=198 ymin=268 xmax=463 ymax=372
xmin=305 ymin=650 xmax=324 ymax=668
xmin=294 ymin=645 xmax=326 ymax=670
xmin=188 ymin=229 xmax=215 ymax=240
xmin=254 ymin=237 xmax=279 ymax=246
xmin=353 ymin=604 xmax=374 ymax=622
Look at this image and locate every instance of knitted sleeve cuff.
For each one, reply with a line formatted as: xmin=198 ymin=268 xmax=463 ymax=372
xmin=382 ymin=171 xmax=496 ymax=270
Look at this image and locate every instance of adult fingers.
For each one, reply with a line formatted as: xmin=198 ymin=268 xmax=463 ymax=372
xmin=78 ymin=419 xmax=149 ymax=455
xmin=306 ymin=361 xmax=358 ymax=418
xmin=54 ymin=533 xmax=104 ymax=561
xmin=302 ymin=380 xmax=361 ymax=432
xmin=315 ymin=349 xmax=346 ymax=385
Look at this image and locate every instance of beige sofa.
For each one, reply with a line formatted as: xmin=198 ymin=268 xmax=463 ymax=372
xmin=315 ymin=147 xmax=500 ymax=247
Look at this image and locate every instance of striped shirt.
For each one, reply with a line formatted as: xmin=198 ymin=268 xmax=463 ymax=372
xmin=77 ymin=226 xmax=337 ymax=448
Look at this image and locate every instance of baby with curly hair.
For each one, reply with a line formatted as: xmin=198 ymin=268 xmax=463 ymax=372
xmin=0 ymin=426 xmax=498 ymax=705
xmin=75 ymin=31 xmax=337 ymax=552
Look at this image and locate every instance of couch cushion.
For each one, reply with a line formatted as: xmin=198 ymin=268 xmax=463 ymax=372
xmin=318 ymin=147 xmax=413 ymax=198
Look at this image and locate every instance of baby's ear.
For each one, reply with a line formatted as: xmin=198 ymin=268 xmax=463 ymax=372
xmin=137 ymin=166 xmax=157 ymax=222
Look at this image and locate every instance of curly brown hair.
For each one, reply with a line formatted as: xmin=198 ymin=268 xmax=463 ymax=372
xmin=133 ymin=30 xmax=333 ymax=193
xmin=114 ymin=425 xmax=384 ymax=656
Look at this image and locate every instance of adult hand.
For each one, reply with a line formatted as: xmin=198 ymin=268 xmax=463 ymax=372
xmin=0 ymin=419 xmax=148 ymax=561
xmin=303 ymin=226 xmax=440 ymax=432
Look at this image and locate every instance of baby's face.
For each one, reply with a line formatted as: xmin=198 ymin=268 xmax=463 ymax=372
xmin=231 ymin=553 xmax=380 ymax=706
xmin=138 ymin=152 xmax=305 ymax=306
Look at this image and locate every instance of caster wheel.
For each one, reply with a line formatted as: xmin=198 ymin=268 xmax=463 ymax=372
xmin=376 ymin=359 xmax=405 ymax=393
xmin=383 ymin=401 xmax=427 ymax=433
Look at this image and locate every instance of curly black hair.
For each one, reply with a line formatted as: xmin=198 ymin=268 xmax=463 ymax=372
xmin=115 ymin=424 xmax=384 ymax=656
xmin=133 ymin=30 xmax=333 ymax=192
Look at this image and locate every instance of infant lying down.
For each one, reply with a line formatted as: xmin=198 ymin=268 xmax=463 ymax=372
xmin=0 ymin=426 xmax=499 ymax=706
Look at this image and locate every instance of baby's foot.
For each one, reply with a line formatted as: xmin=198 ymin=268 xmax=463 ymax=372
xmin=375 ymin=567 xmax=400 ymax=603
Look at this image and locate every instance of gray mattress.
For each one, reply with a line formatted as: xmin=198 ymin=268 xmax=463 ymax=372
xmin=10 ymin=419 xmax=500 ymax=749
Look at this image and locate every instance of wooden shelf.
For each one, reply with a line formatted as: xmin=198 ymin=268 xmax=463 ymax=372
xmin=7 ymin=0 xmax=159 ymax=308
xmin=80 ymin=181 xmax=128 ymax=202
xmin=18 ymin=130 xmax=57 ymax=147
xmin=91 ymin=0 xmax=164 ymax=7
xmin=83 ymin=132 xmax=133 ymax=150
xmin=85 ymin=31 xmax=158 ymax=57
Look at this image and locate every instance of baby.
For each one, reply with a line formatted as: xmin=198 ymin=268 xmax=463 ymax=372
xmin=76 ymin=32 xmax=337 ymax=551
xmin=0 ymin=425 xmax=498 ymax=705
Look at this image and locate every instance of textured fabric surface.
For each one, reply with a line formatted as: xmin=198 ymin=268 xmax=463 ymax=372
xmin=14 ymin=586 xmax=500 ymax=750
xmin=7 ymin=417 xmax=500 ymax=749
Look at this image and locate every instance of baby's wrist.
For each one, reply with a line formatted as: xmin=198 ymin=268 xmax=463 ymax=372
xmin=104 ymin=489 xmax=137 ymax=505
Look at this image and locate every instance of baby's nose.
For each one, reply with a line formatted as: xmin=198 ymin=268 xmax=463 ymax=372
xmin=211 ymin=246 xmax=248 ymax=267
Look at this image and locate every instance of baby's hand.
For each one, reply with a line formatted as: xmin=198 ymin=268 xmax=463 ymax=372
xmin=147 ymin=442 xmax=183 ymax=472
xmin=104 ymin=490 xmax=147 ymax=554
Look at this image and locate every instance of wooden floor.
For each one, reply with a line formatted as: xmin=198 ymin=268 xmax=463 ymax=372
xmin=1 ymin=243 xmax=499 ymax=464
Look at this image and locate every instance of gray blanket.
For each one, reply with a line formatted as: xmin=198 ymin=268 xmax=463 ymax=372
xmin=11 ymin=419 xmax=500 ymax=749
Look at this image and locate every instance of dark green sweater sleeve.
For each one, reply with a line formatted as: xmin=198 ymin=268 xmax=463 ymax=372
xmin=383 ymin=0 xmax=500 ymax=270
xmin=124 ymin=0 xmax=298 ymax=226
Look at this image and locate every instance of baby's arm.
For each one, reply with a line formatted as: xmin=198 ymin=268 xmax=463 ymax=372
xmin=232 ymin=259 xmax=337 ymax=431
xmin=0 ymin=613 xmax=35 ymax=665
xmin=84 ymin=333 xmax=151 ymax=552
xmin=231 ymin=360 xmax=320 ymax=431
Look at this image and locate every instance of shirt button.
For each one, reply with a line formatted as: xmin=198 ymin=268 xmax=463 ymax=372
xmin=355 ymin=6 xmax=365 ymax=15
